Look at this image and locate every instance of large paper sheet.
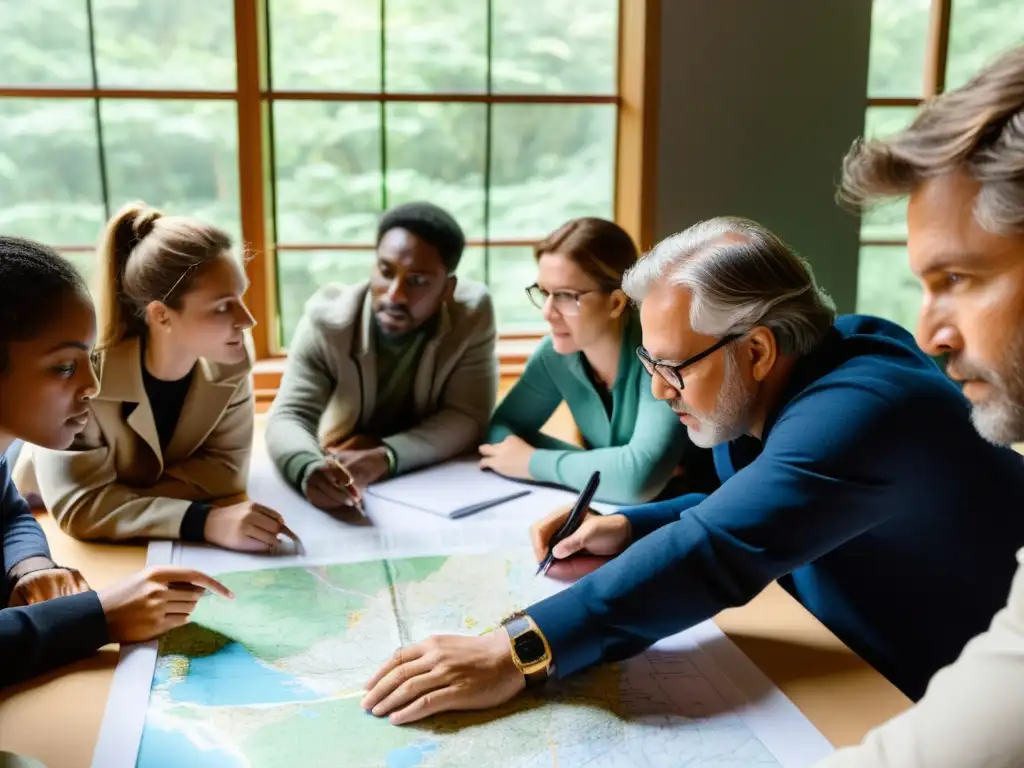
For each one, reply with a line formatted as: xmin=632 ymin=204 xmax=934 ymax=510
xmin=92 ymin=441 xmax=834 ymax=767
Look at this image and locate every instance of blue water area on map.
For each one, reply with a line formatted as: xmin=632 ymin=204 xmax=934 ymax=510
xmin=161 ymin=642 xmax=320 ymax=706
xmin=137 ymin=724 xmax=245 ymax=768
xmin=386 ymin=742 xmax=438 ymax=768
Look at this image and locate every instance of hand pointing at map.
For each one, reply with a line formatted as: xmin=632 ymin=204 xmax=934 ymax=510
xmin=361 ymin=630 xmax=525 ymax=724
xmin=99 ymin=566 xmax=234 ymax=644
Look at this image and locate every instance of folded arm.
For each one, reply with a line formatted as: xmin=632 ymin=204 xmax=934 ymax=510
xmin=528 ymin=387 xmax=899 ymax=679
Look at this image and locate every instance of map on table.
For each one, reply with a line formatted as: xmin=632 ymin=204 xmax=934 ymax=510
xmin=136 ymin=553 xmax=785 ymax=767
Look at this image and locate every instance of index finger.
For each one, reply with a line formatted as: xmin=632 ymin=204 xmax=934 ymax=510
xmin=364 ymin=644 xmax=424 ymax=692
xmin=529 ymin=506 xmax=572 ymax=562
xmin=477 ymin=443 xmax=495 ymax=456
xmin=148 ymin=567 xmax=235 ymax=599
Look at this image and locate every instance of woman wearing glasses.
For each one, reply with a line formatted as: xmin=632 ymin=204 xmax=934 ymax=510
xmin=479 ymin=218 xmax=714 ymax=504
xmin=14 ymin=202 xmax=294 ymax=553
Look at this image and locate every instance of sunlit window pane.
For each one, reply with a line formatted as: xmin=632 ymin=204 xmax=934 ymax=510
xmin=92 ymin=0 xmax=236 ymax=89
xmin=0 ymin=99 xmax=105 ymax=245
xmin=385 ymin=102 xmax=487 ymax=240
xmin=856 ymin=245 xmax=923 ymax=333
xmin=385 ymin=0 xmax=487 ymax=93
xmin=866 ymin=0 xmax=931 ymax=98
xmin=946 ymin=1 xmax=1024 ymax=90
xmin=273 ymin=102 xmax=383 ymax=245
xmin=277 ymin=249 xmax=378 ymax=345
xmin=0 ymin=0 xmax=91 ymax=87
xmin=489 ymin=104 xmax=616 ymax=240
xmin=492 ymin=0 xmax=618 ymax=95
xmin=268 ymin=0 xmax=381 ymax=92
xmin=100 ymin=100 xmax=241 ymax=242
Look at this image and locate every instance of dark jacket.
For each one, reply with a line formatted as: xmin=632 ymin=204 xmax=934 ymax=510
xmin=528 ymin=315 xmax=1024 ymax=701
xmin=1 ymin=442 xmax=108 ymax=688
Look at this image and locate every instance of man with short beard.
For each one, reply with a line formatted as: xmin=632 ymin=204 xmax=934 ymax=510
xmin=358 ymin=215 xmax=1024 ymax=726
xmin=267 ymin=202 xmax=497 ymax=513
xmin=814 ymin=44 xmax=1024 ymax=768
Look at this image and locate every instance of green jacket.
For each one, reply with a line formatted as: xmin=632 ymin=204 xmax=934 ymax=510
xmin=486 ymin=315 xmax=693 ymax=505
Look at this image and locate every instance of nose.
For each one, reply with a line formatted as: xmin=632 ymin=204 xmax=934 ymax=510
xmin=235 ymin=301 xmax=256 ymax=330
xmin=387 ymin=278 xmax=408 ymax=304
xmin=80 ymin=364 xmax=100 ymax=401
xmin=915 ymin=300 xmax=961 ymax=357
xmin=650 ymin=371 xmax=678 ymax=402
xmin=541 ymin=295 xmax=560 ymax=324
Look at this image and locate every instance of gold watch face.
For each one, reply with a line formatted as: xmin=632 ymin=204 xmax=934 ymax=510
xmin=512 ymin=630 xmax=547 ymax=664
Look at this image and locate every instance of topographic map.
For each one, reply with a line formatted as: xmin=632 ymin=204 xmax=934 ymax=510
xmin=136 ymin=552 xmax=782 ymax=767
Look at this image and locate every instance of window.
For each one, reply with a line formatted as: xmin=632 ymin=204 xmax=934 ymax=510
xmin=858 ymin=0 xmax=1021 ymax=331
xmin=0 ymin=0 xmax=640 ymax=358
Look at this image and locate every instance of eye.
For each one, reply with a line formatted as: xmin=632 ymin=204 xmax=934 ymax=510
xmin=53 ymin=362 xmax=76 ymax=379
xmin=408 ymin=275 xmax=428 ymax=288
xmin=377 ymin=262 xmax=394 ymax=278
xmin=944 ymin=272 xmax=967 ymax=288
xmin=216 ymin=302 xmax=231 ymax=313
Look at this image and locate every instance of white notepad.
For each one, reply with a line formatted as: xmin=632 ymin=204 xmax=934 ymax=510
xmin=365 ymin=458 xmax=532 ymax=519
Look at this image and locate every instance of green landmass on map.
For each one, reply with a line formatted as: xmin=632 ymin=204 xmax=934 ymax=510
xmin=164 ymin=556 xmax=447 ymax=662
xmin=140 ymin=553 xmax=781 ymax=768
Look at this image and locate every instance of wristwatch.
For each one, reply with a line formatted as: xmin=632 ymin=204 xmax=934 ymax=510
xmin=501 ymin=611 xmax=553 ymax=687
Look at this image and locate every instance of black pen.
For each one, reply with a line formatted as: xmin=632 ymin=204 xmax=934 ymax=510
xmin=536 ymin=471 xmax=601 ymax=576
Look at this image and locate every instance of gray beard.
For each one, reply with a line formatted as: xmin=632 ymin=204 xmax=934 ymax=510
xmin=676 ymin=349 xmax=755 ymax=449
xmin=957 ymin=325 xmax=1024 ymax=446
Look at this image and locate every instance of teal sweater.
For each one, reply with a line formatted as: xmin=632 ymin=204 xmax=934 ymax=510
xmin=486 ymin=316 xmax=692 ymax=505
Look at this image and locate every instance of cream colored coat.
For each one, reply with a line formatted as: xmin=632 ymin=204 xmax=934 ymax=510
xmin=817 ymin=548 xmax=1024 ymax=767
xmin=15 ymin=337 xmax=255 ymax=540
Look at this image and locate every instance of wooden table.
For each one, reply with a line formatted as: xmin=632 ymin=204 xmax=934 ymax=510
xmin=0 ymin=514 xmax=911 ymax=768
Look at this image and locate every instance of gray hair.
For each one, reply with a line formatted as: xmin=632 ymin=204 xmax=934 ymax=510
xmin=839 ymin=44 xmax=1024 ymax=236
xmin=622 ymin=216 xmax=836 ymax=355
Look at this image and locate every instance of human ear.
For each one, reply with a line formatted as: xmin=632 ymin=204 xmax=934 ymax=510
xmin=443 ymin=275 xmax=457 ymax=303
xmin=746 ymin=326 xmax=777 ymax=382
xmin=145 ymin=301 xmax=173 ymax=332
xmin=608 ymin=288 xmax=628 ymax=319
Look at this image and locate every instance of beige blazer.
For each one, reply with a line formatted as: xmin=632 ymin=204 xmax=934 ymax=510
xmin=16 ymin=336 xmax=255 ymax=541
xmin=266 ymin=279 xmax=497 ymax=483
xmin=817 ymin=547 xmax=1024 ymax=767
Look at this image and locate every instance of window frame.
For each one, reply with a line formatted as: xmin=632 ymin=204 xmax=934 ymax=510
xmin=0 ymin=0 xmax=659 ymax=364
xmin=860 ymin=0 xmax=951 ymax=249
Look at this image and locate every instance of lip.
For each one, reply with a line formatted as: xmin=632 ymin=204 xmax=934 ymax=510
xmin=676 ymin=413 xmax=697 ymax=427
xmin=66 ymin=412 xmax=89 ymax=426
xmin=377 ymin=311 xmax=409 ymax=329
xmin=962 ymin=380 xmax=991 ymax=402
xmin=226 ymin=338 xmax=243 ymax=347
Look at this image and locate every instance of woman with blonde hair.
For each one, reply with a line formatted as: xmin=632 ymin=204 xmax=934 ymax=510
xmin=18 ymin=202 xmax=293 ymax=552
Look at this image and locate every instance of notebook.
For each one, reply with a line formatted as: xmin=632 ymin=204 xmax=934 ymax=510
xmin=365 ymin=458 xmax=532 ymax=519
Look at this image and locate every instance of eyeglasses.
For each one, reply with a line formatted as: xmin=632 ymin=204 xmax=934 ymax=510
xmin=636 ymin=334 xmax=741 ymax=390
xmin=525 ymin=284 xmax=600 ymax=317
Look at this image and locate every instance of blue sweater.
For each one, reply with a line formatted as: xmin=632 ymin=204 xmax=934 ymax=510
xmin=527 ymin=315 xmax=1024 ymax=701
xmin=1 ymin=442 xmax=108 ymax=688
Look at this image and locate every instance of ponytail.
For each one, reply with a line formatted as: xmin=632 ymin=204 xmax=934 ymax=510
xmin=94 ymin=201 xmax=233 ymax=350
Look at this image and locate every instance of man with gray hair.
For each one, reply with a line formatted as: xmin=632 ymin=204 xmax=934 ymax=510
xmin=358 ymin=216 xmax=1024 ymax=726
xmin=814 ymin=44 xmax=1024 ymax=768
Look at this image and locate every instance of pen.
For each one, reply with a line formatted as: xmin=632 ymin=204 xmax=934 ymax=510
xmin=278 ymin=521 xmax=306 ymax=556
xmin=536 ymin=471 xmax=601 ymax=576
xmin=326 ymin=456 xmax=367 ymax=516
